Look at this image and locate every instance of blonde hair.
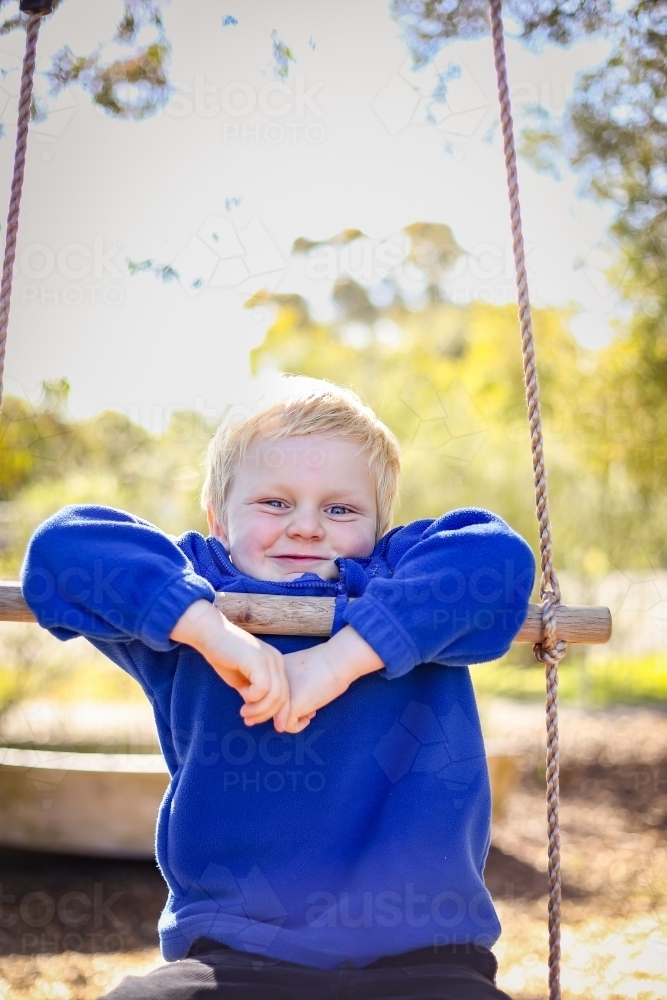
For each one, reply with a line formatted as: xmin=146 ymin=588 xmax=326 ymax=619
xmin=201 ymin=376 xmax=401 ymax=540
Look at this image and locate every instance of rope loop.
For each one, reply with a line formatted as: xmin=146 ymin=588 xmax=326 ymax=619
xmin=534 ymin=590 xmax=568 ymax=664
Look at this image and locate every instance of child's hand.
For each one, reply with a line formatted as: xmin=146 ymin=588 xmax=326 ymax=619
xmin=171 ymin=600 xmax=289 ymax=726
xmin=274 ymin=625 xmax=384 ymax=734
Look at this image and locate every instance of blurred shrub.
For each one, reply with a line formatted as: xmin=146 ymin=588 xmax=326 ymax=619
xmin=0 ymin=387 xmax=212 ymax=577
xmin=473 ymin=652 xmax=667 ymax=706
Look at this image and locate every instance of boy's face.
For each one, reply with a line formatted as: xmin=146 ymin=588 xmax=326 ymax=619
xmin=207 ymin=434 xmax=378 ymax=582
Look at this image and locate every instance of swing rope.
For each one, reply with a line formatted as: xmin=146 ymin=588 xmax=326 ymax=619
xmin=0 ymin=12 xmax=43 ymax=411
xmin=488 ymin=2 xmax=566 ymax=997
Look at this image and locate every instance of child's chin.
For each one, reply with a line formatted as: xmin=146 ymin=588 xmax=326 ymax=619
xmin=281 ymin=569 xmax=327 ymax=582
xmin=280 ymin=564 xmax=339 ymax=582
xmin=242 ymin=558 xmax=340 ymax=582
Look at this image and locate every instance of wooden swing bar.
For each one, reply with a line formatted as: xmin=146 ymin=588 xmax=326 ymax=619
xmin=0 ymin=582 xmax=612 ymax=643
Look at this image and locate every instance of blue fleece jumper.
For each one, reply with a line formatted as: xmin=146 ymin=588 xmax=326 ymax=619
xmin=22 ymin=504 xmax=534 ymax=969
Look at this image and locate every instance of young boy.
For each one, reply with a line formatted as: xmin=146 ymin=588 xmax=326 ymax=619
xmin=22 ymin=377 xmax=534 ymax=1000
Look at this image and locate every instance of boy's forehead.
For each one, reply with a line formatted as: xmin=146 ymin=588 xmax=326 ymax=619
xmin=233 ymin=434 xmax=375 ymax=493
xmin=241 ymin=434 xmax=369 ymax=471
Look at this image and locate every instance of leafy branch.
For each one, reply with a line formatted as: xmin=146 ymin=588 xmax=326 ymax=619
xmin=0 ymin=0 xmax=172 ymax=119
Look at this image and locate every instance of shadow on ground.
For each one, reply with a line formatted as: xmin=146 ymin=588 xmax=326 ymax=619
xmin=0 ymin=849 xmax=165 ymax=956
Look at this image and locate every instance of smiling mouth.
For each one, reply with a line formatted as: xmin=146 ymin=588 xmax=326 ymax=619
xmin=272 ymin=554 xmax=331 ymax=561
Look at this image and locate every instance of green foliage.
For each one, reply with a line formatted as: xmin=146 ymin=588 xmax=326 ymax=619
xmin=392 ymin=2 xmax=667 ymax=308
xmin=389 ymin=3 xmax=667 ymax=551
xmin=0 ymin=383 xmax=81 ymax=500
xmin=580 ymin=315 xmax=667 ymax=514
xmin=49 ymin=40 xmax=170 ymax=119
xmin=0 ymin=391 xmax=211 ymax=577
xmin=251 ymin=293 xmax=580 ymax=566
xmin=473 ymin=652 xmax=667 ymax=706
xmin=249 ymin=222 xmax=665 ymax=574
xmin=520 ymin=2 xmax=667 ymax=301
xmin=127 ymin=258 xmax=179 ymax=282
xmin=0 ymin=624 xmax=71 ymax=730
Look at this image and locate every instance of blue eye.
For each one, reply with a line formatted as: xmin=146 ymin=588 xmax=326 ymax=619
xmin=264 ymin=499 xmax=287 ymax=508
xmin=328 ymin=505 xmax=351 ymax=515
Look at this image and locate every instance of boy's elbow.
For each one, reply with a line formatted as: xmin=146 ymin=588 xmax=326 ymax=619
xmin=25 ymin=506 xmax=81 ymax=560
xmin=22 ymin=506 xmax=96 ymax=597
xmin=469 ymin=562 xmax=534 ymax=663
xmin=469 ymin=530 xmax=535 ymax=630
xmin=493 ymin=532 xmax=535 ymax=642
xmin=505 ymin=532 xmax=535 ymax=597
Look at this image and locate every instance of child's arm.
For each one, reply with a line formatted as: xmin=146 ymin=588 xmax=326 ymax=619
xmin=22 ymin=505 xmax=289 ymax=724
xmin=170 ymin=599 xmax=291 ymax=726
xmin=267 ymin=625 xmax=383 ymax=732
xmin=275 ymin=508 xmax=535 ymax=732
xmin=343 ymin=507 xmax=535 ymax=674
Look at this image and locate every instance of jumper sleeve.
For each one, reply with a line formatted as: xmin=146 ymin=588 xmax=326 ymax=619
xmin=343 ymin=508 xmax=535 ymax=678
xmin=21 ymin=504 xmax=215 ymax=650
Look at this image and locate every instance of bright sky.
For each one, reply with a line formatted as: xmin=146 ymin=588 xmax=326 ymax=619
xmin=0 ymin=0 xmax=617 ymax=428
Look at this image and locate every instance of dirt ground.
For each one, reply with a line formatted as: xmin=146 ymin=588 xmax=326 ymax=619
xmin=1 ymin=703 xmax=666 ymax=1000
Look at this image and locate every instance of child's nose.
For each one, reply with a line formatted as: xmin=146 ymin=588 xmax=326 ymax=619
xmin=286 ymin=509 xmax=325 ymax=539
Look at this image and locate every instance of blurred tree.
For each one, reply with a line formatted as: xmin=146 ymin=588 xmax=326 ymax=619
xmin=0 ymin=387 xmax=213 ymax=575
xmin=248 ymin=224 xmax=645 ymax=575
xmin=0 ymin=386 xmax=78 ymax=499
xmin=0 ymin=623 xmax=70 ymax=733
xmin=249 ymin=221 xmax=667 ymax=570
xmin=391 ymin=0 xmax=667 ymax=554
xmin=390 ymin=0 xmax=616 ymax=53
xmin=391 ymin=0 xmax=614 ymax=59
xmin=519 ymin=1 xmax=667 ymax=507
xmin=0 ymin=0 xmax=171 ymax=120
xmin=404 ymin=222 xmax=464 ymax=304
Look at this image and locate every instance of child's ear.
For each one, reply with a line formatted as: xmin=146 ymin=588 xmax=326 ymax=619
xmin=206 ymin=507 xmax=230 ymax=551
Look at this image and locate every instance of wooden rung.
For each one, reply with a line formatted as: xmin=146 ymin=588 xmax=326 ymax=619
xmin=517 ymin=603 xmax=611 ymax=645
xmin=0 ymin=581 xmax=612 ymax=644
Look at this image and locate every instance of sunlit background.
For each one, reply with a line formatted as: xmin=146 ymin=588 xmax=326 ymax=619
xmin=0 ymin=1 xmax=665 ymax=998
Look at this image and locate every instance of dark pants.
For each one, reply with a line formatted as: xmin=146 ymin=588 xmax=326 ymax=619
xmin=100 ymin=938 xmax=513 ymax=999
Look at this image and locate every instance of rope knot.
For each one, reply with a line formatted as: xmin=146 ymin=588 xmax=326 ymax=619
xmin=533 ymin=590 xmax=568 ymax=665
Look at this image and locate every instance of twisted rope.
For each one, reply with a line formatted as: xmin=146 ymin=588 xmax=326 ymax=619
xmin=0 ymin=13 xmax=43 ymax=410
xmin=487 ymin=2 xmax=567 ymax=998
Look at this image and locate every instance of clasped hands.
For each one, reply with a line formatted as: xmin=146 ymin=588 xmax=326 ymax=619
xmin=170 ymin=600 xmax=384 ymax=734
